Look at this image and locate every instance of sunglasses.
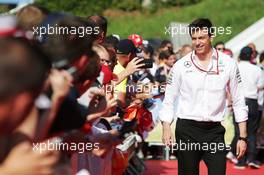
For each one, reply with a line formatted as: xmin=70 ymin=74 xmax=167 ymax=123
xmin=216 ymin=48 xmax=224 ymax=51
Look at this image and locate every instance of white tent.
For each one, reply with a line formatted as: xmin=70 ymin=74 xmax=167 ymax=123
xmin=226 ymin=17 xmax=264 ymax=60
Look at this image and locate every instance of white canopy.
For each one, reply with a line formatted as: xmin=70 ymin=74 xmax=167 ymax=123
xmin=226 ymin=17 xmax=264 ymax=60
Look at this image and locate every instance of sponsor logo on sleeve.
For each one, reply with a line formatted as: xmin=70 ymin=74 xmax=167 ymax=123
xmin=166 ymin=70 xmax=173 ymax=84
xmin=236 ymin=68 xmax=242 ymax=83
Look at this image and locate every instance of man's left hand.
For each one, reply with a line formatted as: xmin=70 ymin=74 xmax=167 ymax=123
xmin=236 ymin=140 xmax=247 ymax=159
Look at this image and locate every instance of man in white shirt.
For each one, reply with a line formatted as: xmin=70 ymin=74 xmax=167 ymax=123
xmin=159 ymin=18 xmax=248 ymax=175
xmin=232 ymin=47 xmax=264 ymax=169
xmin=258 ymin=52 xmax=264 ymax=112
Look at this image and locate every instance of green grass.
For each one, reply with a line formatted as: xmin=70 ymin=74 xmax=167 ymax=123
xmin=108 ymin=0 xmax=264 ymax=43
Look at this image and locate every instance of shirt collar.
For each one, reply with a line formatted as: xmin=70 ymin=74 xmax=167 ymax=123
xmin=191 ymin=48 xmax=219 ymax=74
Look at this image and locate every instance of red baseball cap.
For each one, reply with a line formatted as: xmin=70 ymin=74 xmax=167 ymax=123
xmin=128 ymin=34 xmax=143 ymax=47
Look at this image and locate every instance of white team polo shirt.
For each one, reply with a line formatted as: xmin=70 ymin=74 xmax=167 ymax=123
xmin=159 ymin=49 xmax=248 ymax=123
xmin=238 ymin=61 xmax=264 ymax=99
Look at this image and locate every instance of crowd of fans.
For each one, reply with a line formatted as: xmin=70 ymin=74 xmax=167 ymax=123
xmin=0 ymin=4 xmax=263 ymax=175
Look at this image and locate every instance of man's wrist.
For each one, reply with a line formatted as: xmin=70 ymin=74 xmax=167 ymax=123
xmin=238 ymin=121 xmax=247 ymax=138
xmin=162 ymin=121 xmax=171 ymax=127
xmin=238 ymin=136 xmax=248 ymax=143
xmin=124 ymin=70 xmax=131 ymax=78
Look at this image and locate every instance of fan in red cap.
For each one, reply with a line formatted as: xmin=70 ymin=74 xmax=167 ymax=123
xmin=128 ymin=34 xmax=143 ymax=48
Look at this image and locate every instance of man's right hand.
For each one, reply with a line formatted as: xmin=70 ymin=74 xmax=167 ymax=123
xmin=162 ymin=122 xmax=174 ymax=146
xmin=0 ymin=142 xmax=60 ymax=175
xmin=125 ymin=57 xmax=145 ymax=75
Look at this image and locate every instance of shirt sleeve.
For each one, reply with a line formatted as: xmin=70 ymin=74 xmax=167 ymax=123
xmin=257 ymin=68 xmax=264 ymax=107
xmin=257 ymin=67 xmax=264 ymax=89
xmin=159 ymin=64 xmax=181 ymax=124
xmin=229 ymin=62 xmax=248 ymax=123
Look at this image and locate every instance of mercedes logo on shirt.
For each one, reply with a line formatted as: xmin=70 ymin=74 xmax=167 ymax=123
xmin=184 ymin=61 xmax=192 ymax=68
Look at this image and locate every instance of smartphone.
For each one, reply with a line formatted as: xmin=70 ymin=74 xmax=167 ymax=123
xmin=138 ymin=59 xmax=153 ymax=69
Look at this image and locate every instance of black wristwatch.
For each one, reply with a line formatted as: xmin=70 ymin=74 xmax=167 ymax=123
xmin=238 ymin=137 xmax=247 ymax=143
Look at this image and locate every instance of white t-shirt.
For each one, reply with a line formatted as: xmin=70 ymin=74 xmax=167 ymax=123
xmin=238 ymin=61 xmax=264 ymax=100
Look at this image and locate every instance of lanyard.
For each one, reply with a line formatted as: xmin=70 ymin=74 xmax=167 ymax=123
xmin=190 ymin=49 xmax=219 ymax=75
